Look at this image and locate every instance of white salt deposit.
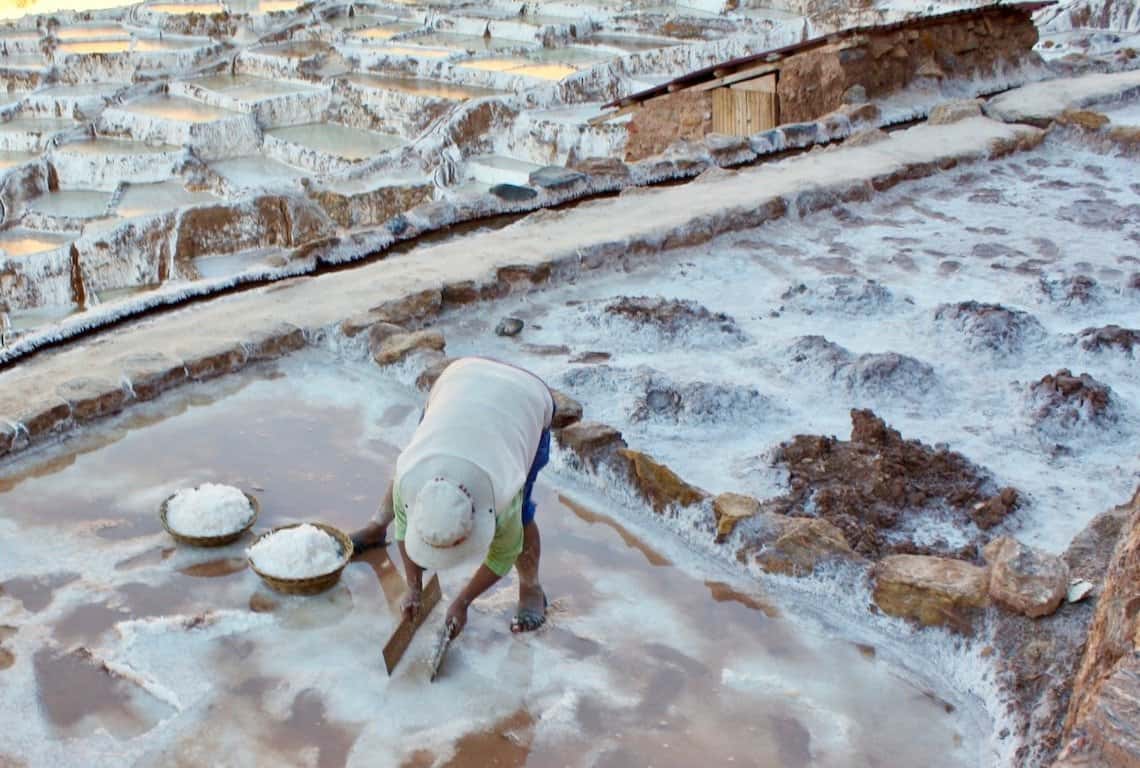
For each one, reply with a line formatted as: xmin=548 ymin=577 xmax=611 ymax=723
xmin=165 ymin=483 xmax=253 ymax=537
xmin=247 ymin=523 xmax=344 ymax=579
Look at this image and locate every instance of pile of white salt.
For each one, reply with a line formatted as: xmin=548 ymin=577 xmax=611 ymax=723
xmin=247 ymin=524 xmax=344 ymax=579
xmin=166 ymin=483 xmax=253 ymax=536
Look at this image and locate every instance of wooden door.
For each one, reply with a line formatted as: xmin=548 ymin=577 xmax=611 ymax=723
xmin=711 ymin=74 xmax=778 ymax=136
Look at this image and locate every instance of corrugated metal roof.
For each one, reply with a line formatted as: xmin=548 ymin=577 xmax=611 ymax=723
xmin=601 ymin=1 xmax=1055 ymax=110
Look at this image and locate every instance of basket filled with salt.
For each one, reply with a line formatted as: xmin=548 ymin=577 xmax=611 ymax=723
xmin=160 ymin=483 xmax=260 ymax=547
xmin=247 ymin=523 xmax=353 ymax=596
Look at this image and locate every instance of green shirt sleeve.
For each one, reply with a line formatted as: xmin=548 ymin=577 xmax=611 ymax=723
xmin=484 ymin=491 xmax=524 ymax=577
xmin=393 ymin=480 xmax=407 ymax=542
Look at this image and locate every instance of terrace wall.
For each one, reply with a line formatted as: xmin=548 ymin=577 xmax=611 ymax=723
xmin=623 ymin=6 xmax=1040 ymax=161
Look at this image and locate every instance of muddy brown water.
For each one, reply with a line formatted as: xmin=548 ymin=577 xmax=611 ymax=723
xmin=0 ymin=357 xmax=980 ymax=767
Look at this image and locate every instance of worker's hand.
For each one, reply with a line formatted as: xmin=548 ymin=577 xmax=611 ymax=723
xmin=445 ymin=599 xmax=468 ymax=638
xmin=400 ymin=588 xmax=422 ymax=624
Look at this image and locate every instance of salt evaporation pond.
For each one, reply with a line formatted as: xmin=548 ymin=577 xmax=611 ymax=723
xmin=441 ymin=138 xmax=1140 ymax=557
xmin=0 ymin=354 xmax=985 ymax=767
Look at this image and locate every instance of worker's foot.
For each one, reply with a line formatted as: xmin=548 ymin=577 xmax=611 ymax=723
xmin=348 ymin=522 xmax=387 ymax=557
xmin=511 ymin=585 xmax=547 ymax=633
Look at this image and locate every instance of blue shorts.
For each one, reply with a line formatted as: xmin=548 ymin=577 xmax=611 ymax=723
xmin=521 ymin=425 xmax=551 ymax=527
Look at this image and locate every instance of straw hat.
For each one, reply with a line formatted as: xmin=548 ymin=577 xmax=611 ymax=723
xmin=400 ymin=455 xmax=496 ymax=572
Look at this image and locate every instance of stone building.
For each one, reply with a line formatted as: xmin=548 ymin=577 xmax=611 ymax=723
xmin=603 ymin=1 xmax=1050 ymax=160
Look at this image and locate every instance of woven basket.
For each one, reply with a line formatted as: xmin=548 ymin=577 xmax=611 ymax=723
xmin=248 ymin=522 xmax=354 ymax=596
xmin=160 ymin=490 xmax=260 ymax=547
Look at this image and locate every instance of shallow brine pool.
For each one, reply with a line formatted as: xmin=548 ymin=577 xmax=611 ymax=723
xmin=0 ymin=354 xmax=986 ymax=767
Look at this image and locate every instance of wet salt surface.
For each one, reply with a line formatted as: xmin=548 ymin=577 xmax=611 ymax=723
xmin=0 ymin=356 xmax=982 ymax=767
xmin=441 ymin=138 xmax=1140 ymax=556
xmin=1100 ymin=100 xmax=1140 ymax=126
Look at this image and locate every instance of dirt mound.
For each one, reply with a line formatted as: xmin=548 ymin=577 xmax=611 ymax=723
xmin=785 ymin=337 xmax=938 ymax=400
xmin=766 ymin=410 xmax=1017 ymax=559
xmin=1077 ymin=325 xmax=1138 ymax=355
xmin=1028 ymin=369 xmax=1117 ymax=433
xmin=560 ymin=365 xmax=772 ymax=425
xmin=1038 ymin=274 xmax=1103 ymax=307
xmin=1056 ymin=199 xmax=1140 ymax=230
xmin=601 ymin=296 xmax=744 ymax=340
xmin=630 ymin=371 xmax=771 ymax=424
xmin=933 ymin=301 xmax=1046 ymax=354
xmin=779 ymin=277 xmax=894 ymax=315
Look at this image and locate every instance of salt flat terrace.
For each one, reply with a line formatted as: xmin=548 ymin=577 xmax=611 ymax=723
xmin=0 ymin=352 xmax=986 ymax=768
xmin=440 ymin=135 xmax=1140 ymax=558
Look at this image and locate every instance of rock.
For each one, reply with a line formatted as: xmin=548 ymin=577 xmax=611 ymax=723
xmin=11 ymin=397 xmax=71 ymax=442
xmin=406 ymin=200 xmax=457 ymax=230
xmin=1029 ymin=369 xmax=1115 ymax=431
xmin=844 ymin=128 xmax=889 ymax=147
xmin=529 ymin=166 xmax=585 ymax=190
xmin=1057 ymin=109 xmax=1111 ymax=132
xmin=917 ymin=58 xmax=946 ymax=79
xmin=520 ymin=343 xmax=570 ymax=356
xmin=56 ymin=377 xmax=128 ymax=422
xmin=1063 ymin=490 xmax=1140 ymax=759
xmin=370 ymin=289 xmax=443 ymax=326
xmin=496 ymin=263 xmax=552 ymax=290
xmin=928 ymin=99 xmax=984 ymax=125
xmin=372 ymin=330 xmax=446 ymax=367
xmin=767 ymin=410 xmax=1011 ymax=559
xmin=0 ymin=420 xmax=16 ymax=458
xmin=841 ymin=102 xmax=882 ymax=127
xmin=386 ymin=214 xmax=410 ymax=237
xmin=1077 ymin=325 xmax=1138 ymax=355
xmin=441 ymin=280 xmax=481 ymax=307
xmin=749 ymin=129 xmax=786 ymax=155
xmin=549 ymin=389 xmax=582 ymax=429
xmin=569 ymin=156 xmax=632 ymax=186
xmin=753 ymin=517 xmax=855 ymax=576
xmin=415 ymin=357 xmax=456 ymax=391
xmin=244 ymin=323 xmax=305 ymax=361
xmin=617 ymin=449 xmax=708 ymax=513
xmin=713 ymin=493 xmax=760 ymax=541
xmin=704 ymin=133 xmax=754 ymax=164
xmin=340 ymin=311 xmax=380 ymax=338
xmin=971 ymin=487 xmax=1019 ymax=530
xmin=182 ymin=341 xmax=249 ymax=381
xmin=489 ymin=183 xmax=538 ymax=202
xmin=555 ymin=420 xmax=626 ymax=471
xmin=1073 ymin=656 xmax=1140 ymax=767
xmin=117 ymin=352 xmax=187 ymax=401
xmin=1067 ymin=580 xmax=1094 ymax=604
xmin=781 ymin=122 xmax=822 ymax=148
xmin=984 ymin=537 xmax=1069 ymax=618
xmin=842 ymin=84 xmax=868 ymax=104
xmin=872 ymin=554 xmax=989 ymax=633
xmin=495 ymin=317 xmax=524 ymax=337
xmin=570 ymin=351 xmax=611 ymax=364
xmin=366 ymin=322 xmax=407 ymax=359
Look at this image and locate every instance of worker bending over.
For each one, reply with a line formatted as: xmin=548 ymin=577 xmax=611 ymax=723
xmin=350 ymin=357 xmax=554 ymax=636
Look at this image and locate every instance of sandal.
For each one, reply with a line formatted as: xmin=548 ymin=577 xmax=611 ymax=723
xmin=511 ymin=590 xmax=548 ymax=633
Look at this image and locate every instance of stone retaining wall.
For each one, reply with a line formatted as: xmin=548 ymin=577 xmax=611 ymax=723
xmin=624 ymin=5 xmax=1040 ymax=160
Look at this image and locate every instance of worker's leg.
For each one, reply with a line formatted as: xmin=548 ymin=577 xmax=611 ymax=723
xmin=349 ymin=479 xmax=394 ymax=555
xmin=513 ymin=520 xmax=545 ymax=633
xmin=512 ymin=426 xmax=551 ymax=633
